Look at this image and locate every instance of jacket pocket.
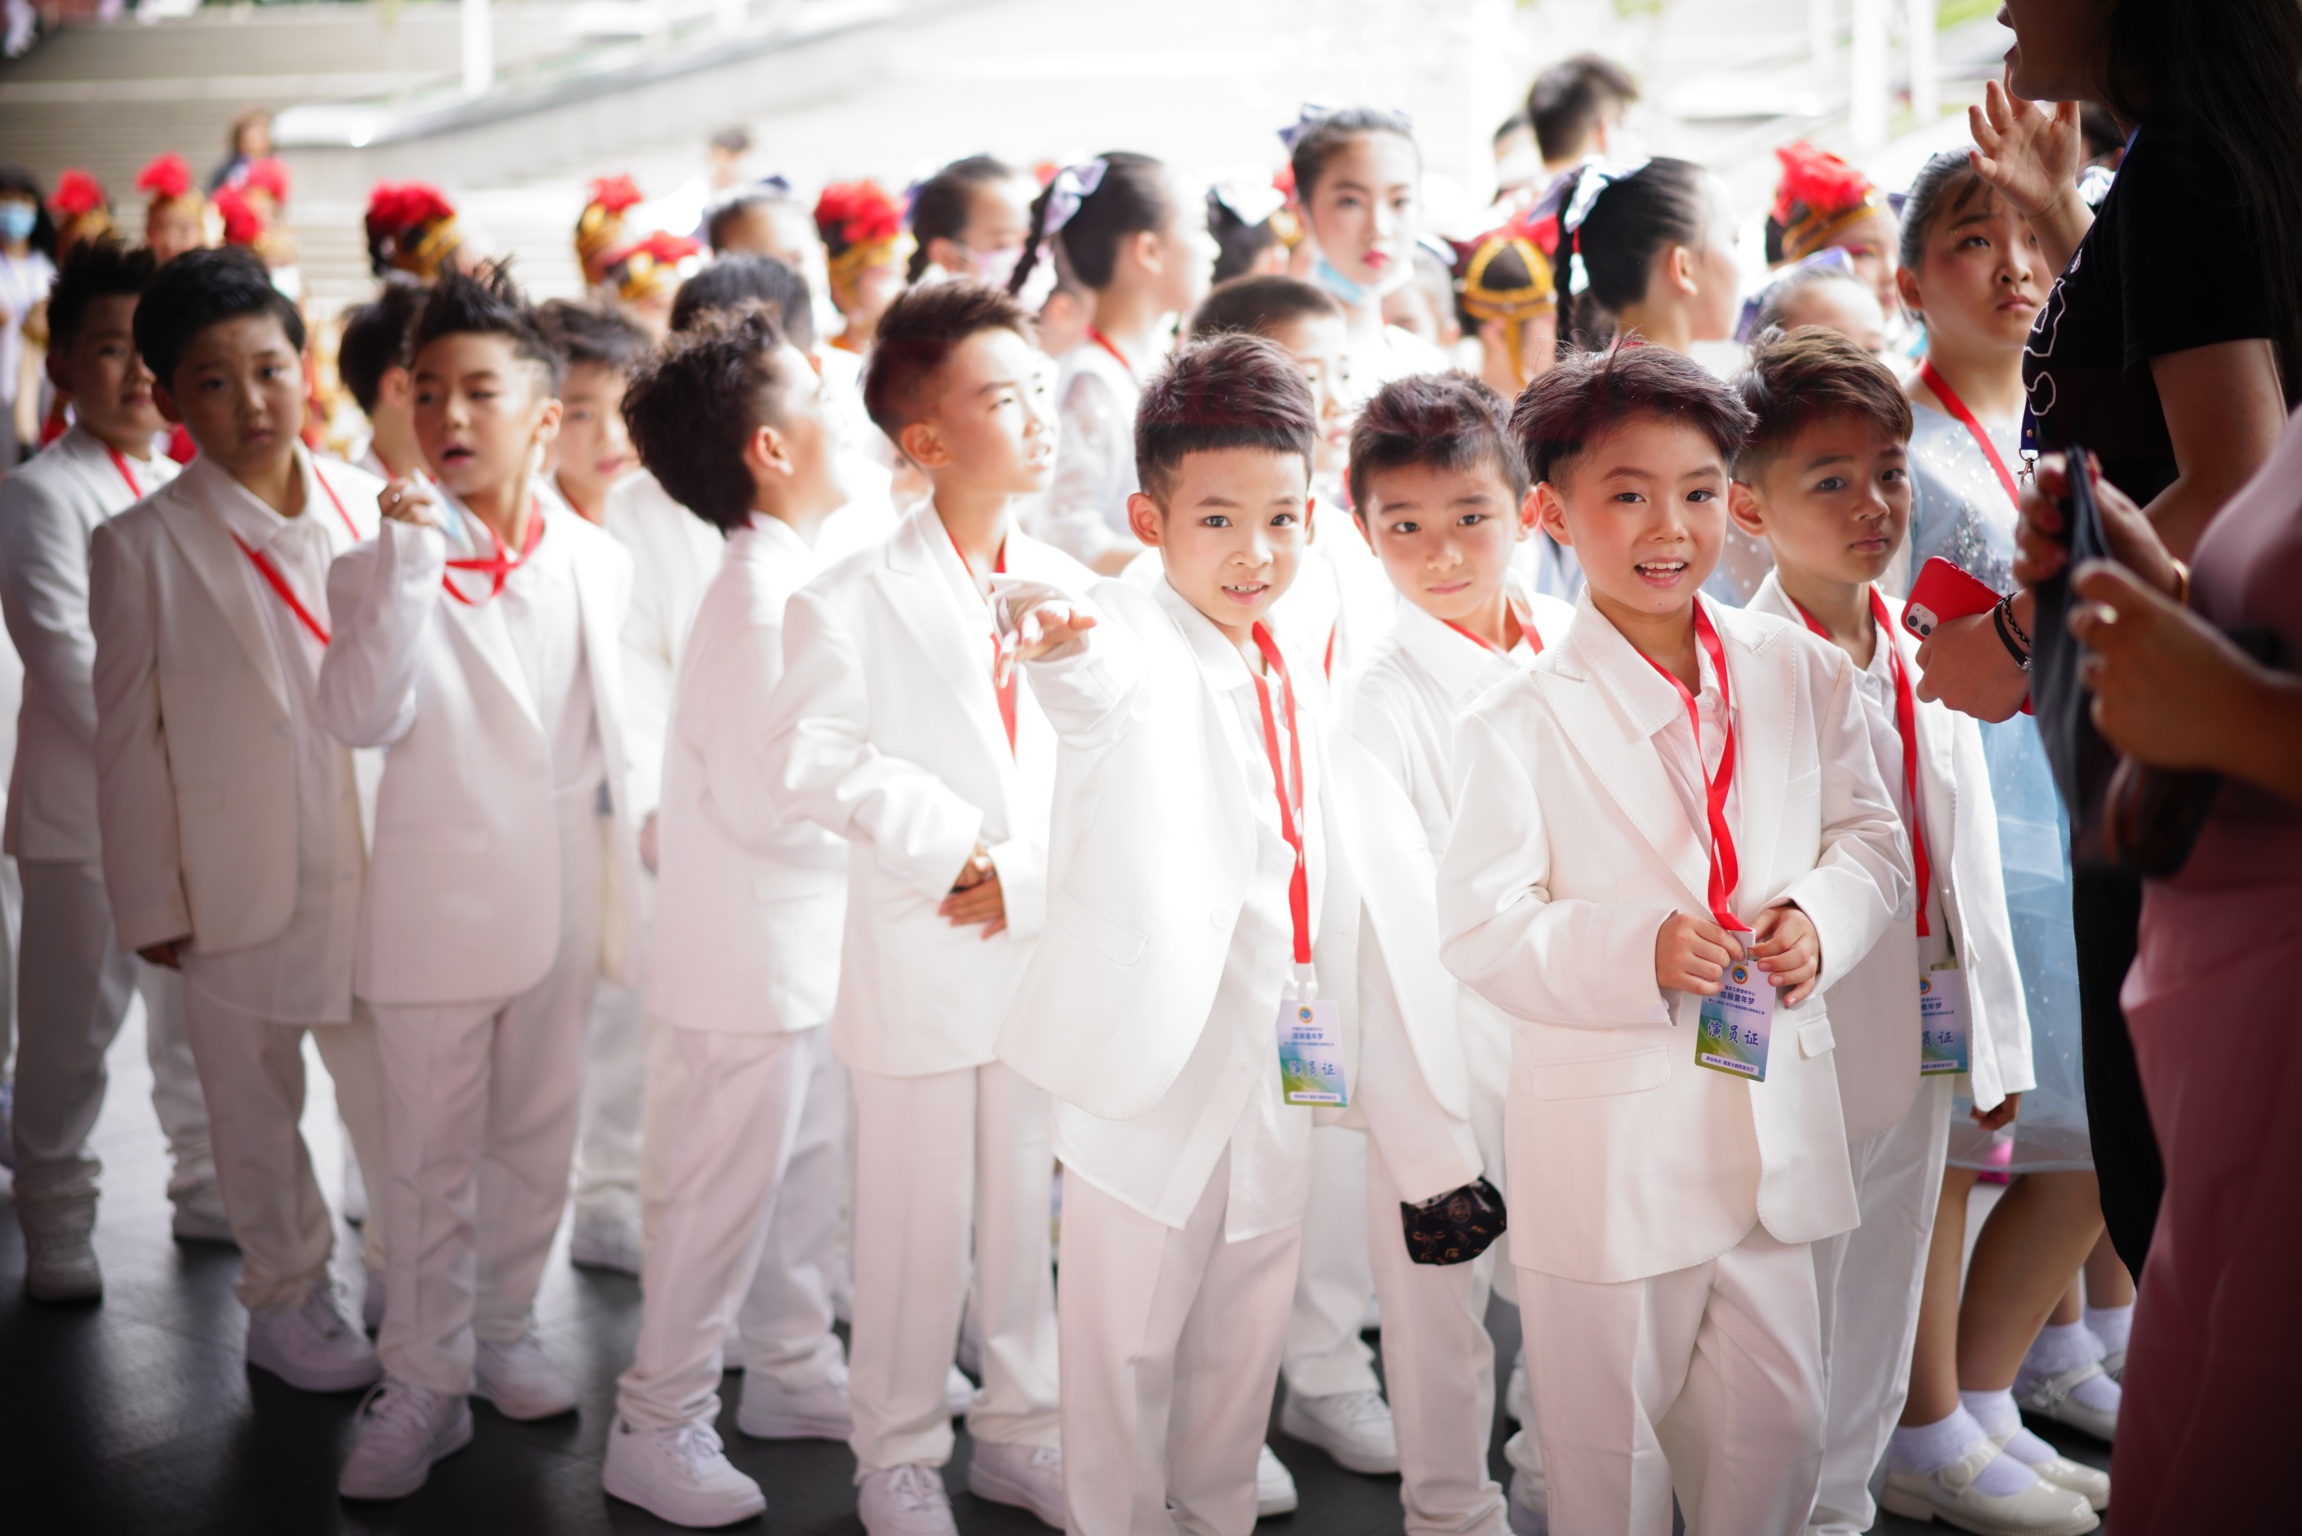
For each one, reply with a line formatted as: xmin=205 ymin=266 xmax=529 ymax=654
xmin=1052 ymin=893 xmax=1147 ymax=967
xmin=1798 ymin=1018 xmax=1836 ymax=1058
xmin=1523 ymin=1046 xmax=1669 ymax=1101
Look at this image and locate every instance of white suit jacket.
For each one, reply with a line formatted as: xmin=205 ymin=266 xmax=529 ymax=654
xmin=1437 ymin=594 xmax=1910 ymax=1283
xmin=88 ymin=449 xmax=381 ymax=956
xmin=318 ymin=501 xmax=641 ymax=1007
xmin=649 ymin=516 xmax=847 ymax=1036
xmin=1334 ymin=588 xmax=1575 ymax=1202
xmin=996 ymin=577 xmax=1361 ymax=1123
xmin=1746 ymin=575 xmax=2034 ymax=1129
xmin=765 ymin=503 xmax=1090 ymax=1077
xmin=0 ymin=425 xmax=177 ymax=861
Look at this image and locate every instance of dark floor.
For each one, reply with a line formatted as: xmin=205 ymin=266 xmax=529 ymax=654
xmin=0 ymin=1017 xmax=2111 ymax=1535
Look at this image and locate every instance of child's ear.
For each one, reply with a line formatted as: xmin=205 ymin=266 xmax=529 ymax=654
xmin=379 ymin=366 xmax=412 ymax=410
xmin=746 ymin=421 xmax=794 ymax=481
xmin=1664 ymin=243 xmax=1699 ymax=297
xmin=896 ymin=418 xmax=945 ymax=471
xmin=1532 ymin=482 xmax=1572 ymax=546
xmin=1515 ymin=485 xmax=1541 ymax=540
xmin=1128 ymin=227 xmax=1165 ymax=277
xmin=150 ymin=379 xmax=183 ymax=427
xmin=1726 ymin=478 xmax=1769 ymax=539
xmin=532 ymin=394 xmax=563 ymax=450
xmin=1894 ymin=264 xmax=1924 ymax=318
xmin=1124 ymin=491 xmax=1164 ymax=548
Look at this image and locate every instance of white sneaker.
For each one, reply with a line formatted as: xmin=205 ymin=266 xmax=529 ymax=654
xmin=363 ymin=1268 xmax=386 ymax=1334
xmin=1280 ymin=1386 xmax=1400 ymax=1474
xmin=2015 ymin=1360 xmax=2119 ymax=1442
xmin=858 ymin=1462 xmax=958 ymax=1535
xmin=602 ymin=1415 xmax=766 ymax=1527
xmin=247 ymin=1279 xmax=383 ymax=1393
xmin=738 ymin=1360 xmax=851 ymax=1440
xmin=569 ymin=1213 xmax=643 ymax=1276
xmin=24 ymin=1227 xmax=102 ymax=1303
xmin=1878 ymin=1444 xmax=2099 ymax=1535
xmin=474 ymin=1330 xmax=579 ymax=1420
xmin=967 ymin=1441 xmax=1063 ymax=1528
xmin=1991 ymin=1429 xmax=2113 ymax=1512
xmin=170 ymin=1192 xmax=237 ymax=1246
xmin=945 ymin=1363 xmax=975 ymax=1418
xmin=1256 ymin=1443 xmax=1299 ymax=1517
xmin=338 ymin=1378 xmax=473 ymax=1500
xmin=1505 ymin=1345 xmax=1534 ymax=1427
xmin=1507 ymin=1467 xmax=1549 ymax=1536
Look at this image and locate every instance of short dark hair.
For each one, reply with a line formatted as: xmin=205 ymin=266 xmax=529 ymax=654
xmin=670 ymin=253 xmax=815 ymax=348
xmin=1526 ymin=53 xmax=1640 ymax=164
xmin=1510 ymin=342 xmax=1751 ymax=486
xmin=907 ymin=154 xmax=1018 ymax=283
xmin=410 ymin=261 xmax=564 ymax=393
xmin=1732 ymin=326 xmax=1912 ymax=478
xmin=1896 ymin=149 xmax=1992 ymax=274
xmin=1134 ymin=333 xmax=1317 ymax=504
xmin=48 ymin=236 xmax=156 ymax=356
xmin=1747 ymin=264 xmax=1873 ymax=340
xmin=1288 ymin=107 xmax=1419 ymax=204
xmin=133 ymin=245 xmax=305 ymax=387
xmin=862 ymin=280 xmax=1033 ymax=441
xmin=622 ymin=306 xmax=796 ymax=536
xmin=1010 ymin=151 xmax=1172 ymax=299
xmin=1189 ymin=274 xmax=1340 ymax=341
xmin=705 ymin=189 xmax=808 ymax=259
xmin=538 ymin=299 xmax=652 ymax=377
xmin=1348 ymin=372 xmax=1526 ymax=517
xmin=337 ymin=275 xmax=427 ymax=415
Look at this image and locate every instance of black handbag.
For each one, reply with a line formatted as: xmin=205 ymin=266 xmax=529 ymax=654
xmin=1400 ymin=1176 xmax=1507 ymax=1267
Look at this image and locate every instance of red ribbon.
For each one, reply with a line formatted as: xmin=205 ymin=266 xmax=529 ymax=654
xmin=943 ymin=521 xmax=1016 ymax=754
xmin=225 ymin=466 xmax=367 ymax=649
xmin=1248 ymin=623 xmax=1313 ymax=966
xmin=102 ymin=441 xmax=144 ymax=500
xmin=1085 ymin=326 xmax=1137 ymax=383
xmin=441 ymin=498 xmax=544 ymax=606
xmin=1441 ymin=599 xmax=1543 ymax=658
xmin=1639 ymin=605 xmax=1746 ymax=933
xmin=1920 ymin=359 xmax=2020 ymax=511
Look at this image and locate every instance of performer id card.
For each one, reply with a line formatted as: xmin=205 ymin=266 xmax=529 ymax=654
xmin=1919 ymin=964 xmax=1971 ymax=1075
xmin=1276 ymin=997 xmax=1349 ymax=1107
xmin=1695 ymin=958 xmax=1775 ymax=1082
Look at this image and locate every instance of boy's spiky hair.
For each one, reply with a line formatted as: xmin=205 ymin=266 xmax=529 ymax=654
xmin=1348 ymin=371 xmax=1526 ymax=516
xmin=862 ymin=279 xmax=1034 ymax=442
xmin=48 ymin=235 xmax=157 ymax=357
xmin=1189 ymin=274 xmax=1341 ymax=341
xmin=1509 ymin=340 xmax=1752 ymax=486
xmin=623 ymin=305 xmax=796 ymax=536
xmin=410 ymin=260 xmax=564 ymax=393
xmin=1134 ymin=333 xmax=1317 ymax=503
xmin=337 ymin=274 xmax=427 ymax=415
xmin=1733 ymin=325 xmax=1913 ymax=478
xmin=538 ymin=298 xmax=653 ymax=376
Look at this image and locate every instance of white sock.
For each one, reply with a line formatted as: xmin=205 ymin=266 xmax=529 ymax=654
xmin=2083 ymin=1302 xmax=2133 ymax=1358
xmin=1889 ymin=1408 xmax=2039 ymax=1496
xmin=1962 ymin=1387 xmax=2062 ymax=1467
xmin=2020 ymin=1319 xmax=2102 ymax=1381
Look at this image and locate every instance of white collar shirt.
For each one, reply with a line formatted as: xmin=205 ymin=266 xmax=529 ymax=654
xmin=452 ymin=484 xmax=604 ymax=799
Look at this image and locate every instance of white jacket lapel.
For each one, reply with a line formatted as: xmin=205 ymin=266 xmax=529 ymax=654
xmin=1723 ymin=615 xmax=1798 ymax=918
xmin=882 ymin=509 xmax=1014 ymax=772
xmin=155 ymin=485 xmax=291 ymax=714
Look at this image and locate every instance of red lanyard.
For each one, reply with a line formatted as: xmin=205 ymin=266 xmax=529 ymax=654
xmin=1791 ymin=589 xmax=1933 ymax=937
xmin=1919 ymin=359 xmax=2020 ymax=510
xmin=442 ymin=499 xmax=544 ymax=606
xmin=944 ymin=521 xmax=1017 ymax=754
xmin=1640 ymin=606 xmax=1746 ymax=933
xmin=1085 ymin=326 xmax=1136 ymax=382
xmin=1247 ymin=623 xmax=1313 ymax=966
xmin=102 ymin=442 xmax=143 ymax=500
xmin=1442 ymin=600 xmax=1543 ymax=658
xmin=225 ymin=468 xmax=365 ymax=649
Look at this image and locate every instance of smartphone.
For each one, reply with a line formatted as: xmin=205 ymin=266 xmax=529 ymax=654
xmin=1902 ymin=557 xmax=2004 ymax=638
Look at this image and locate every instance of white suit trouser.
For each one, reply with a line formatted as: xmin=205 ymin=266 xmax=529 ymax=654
xmin=1059 ymin=1152 xmax=1303 ymax=1536
xmin=733 ymin=1023 xmax=848 ymax=1387
xmin=1521 ymin=1225 xmax=1827 ymax=1536
xmin=1807 ymin=1077 xmax=1953 ymax=1535
xmin=617 ymin=1020 xmax=814 ymax=1430
xmin=179 ymin=989 xmax=390 ymax=1311
xmin=372 ymin=802 xmax=601 ymax=1396
xmin=11 ymin=857 xmax=213 ymax=1226
xmin=1367 ymin=1138 xmax=1508 ymax=1536
xmin=848 ymin=1059 xmax=1060 ymax=1472
xmin=572 ymin=969 xmax=646 ymax=1228
xmin=1280 ymin=1124 xmax=1380 ymax=1397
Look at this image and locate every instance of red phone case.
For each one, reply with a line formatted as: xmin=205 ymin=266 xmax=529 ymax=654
xmin=1902 ymin=557 xmax=2004 ymax=638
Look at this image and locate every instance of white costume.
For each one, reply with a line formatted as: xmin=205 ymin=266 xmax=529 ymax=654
xmin=615 ymin=513 xmax=849 ymax=1431
xmin=765 ymin=503 xmax=1079 ymax=1476
xmin=1336 ymin=585 xmax=1573 ymax=1534
xmin=88 ymin=447 xmax=392 ymax=1308
xmin=1746 ymin=575 xmax=2034 ymax=1536
xmin=1001 ymin=577 xmax=1359 ymax=1536
xmin=318 ymin=493 xmax=639 ymax=1397
xmin=1438 ymin=595 xmax=1908 ymax=1536
xmin=1036 ymin=339 xmax=1140 ymax=569
xmin=0 ymin=425 xmax=214 ymax=1239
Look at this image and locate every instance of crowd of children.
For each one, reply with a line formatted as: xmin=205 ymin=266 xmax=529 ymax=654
xmin=1 ymin=55 xmax=2153 ymax=1536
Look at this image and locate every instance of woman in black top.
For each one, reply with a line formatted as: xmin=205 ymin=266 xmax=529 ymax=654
xmin=1915 ymin=0 xmax=2302 ymax=1279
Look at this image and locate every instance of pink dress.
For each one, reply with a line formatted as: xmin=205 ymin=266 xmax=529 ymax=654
xmin=2111 ymin=408 xmax=2302 ymax=1530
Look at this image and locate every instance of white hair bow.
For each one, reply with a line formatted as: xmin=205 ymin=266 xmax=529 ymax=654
xmin=1277 ymin=101 xmax=1415 ymax=153
xmin=1560 ymin=155 xmax=1652 ymax=295
xmin=1042 ymin=159 xmax=1109 ymax=236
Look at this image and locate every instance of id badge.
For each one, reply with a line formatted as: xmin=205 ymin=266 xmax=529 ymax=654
xmin=1276 ymin=994 xmax=1349 ymax=1107
xmin=1695 ymin=956 xmax=1774 ymax=1082
xmin=1919 ymin=964 xmax=1971 ymax=1075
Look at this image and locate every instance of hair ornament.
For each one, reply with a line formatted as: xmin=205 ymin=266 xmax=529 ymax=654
xmin=1211 ymin=173 xmax=1285 ymax=231
xmin=1732 ymin=246 xmax=1854 ymax=344
xmin=1560 ymin=155 xmax=1649 ymax=239
xmin=1041 ymin=159 xmax=1108 ymax=236
xmin=1278 ymin=101 xmax=1415 ymax=153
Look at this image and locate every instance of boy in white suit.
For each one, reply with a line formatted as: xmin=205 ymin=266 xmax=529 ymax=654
xmin=320 ymin=266 xmax=641 ymax=1500
xmin=1437 ymin=343 xmax=1911 ymax=1536
xmin=0 ymin=238 xmax=223 ymax=1301
xmin=764 ymin=281 xmax=1083 ymax=1536
xmin=1725 ymin=330 xmax=2074 ymax=1535
xmin=600 ymin=306 xmax=857 ymax=1526
xmin=88 ymin=247 xmax=390 ymax=1389
xmin=1337 ymin=372 xmax=1575 ymax=1536
xmin=1001 ymin=333 xmax=1355 ymax=1536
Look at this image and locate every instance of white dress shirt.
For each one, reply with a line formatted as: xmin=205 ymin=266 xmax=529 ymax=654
xmin=446 ymin=495 xmax=604 ymax=800
xmin=1051 ymin=579 xmax=1323 ymax=1240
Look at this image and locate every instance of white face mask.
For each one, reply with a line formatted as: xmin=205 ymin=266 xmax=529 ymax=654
xmin=967 ymin=243 xmax=1024 ymax=292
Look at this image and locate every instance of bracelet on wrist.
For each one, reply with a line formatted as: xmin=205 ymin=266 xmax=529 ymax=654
xmin=1998 ymin=594 xmax=2033 ymax=651
xmin=1992 ymin=596 xmax=2032 ymax=672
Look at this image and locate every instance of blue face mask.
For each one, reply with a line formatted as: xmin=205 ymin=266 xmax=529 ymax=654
xmin=0 ymin=203 xmax=36 ymax=244
xmin=1311 ymin=251 xmax=1415 ymax=312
